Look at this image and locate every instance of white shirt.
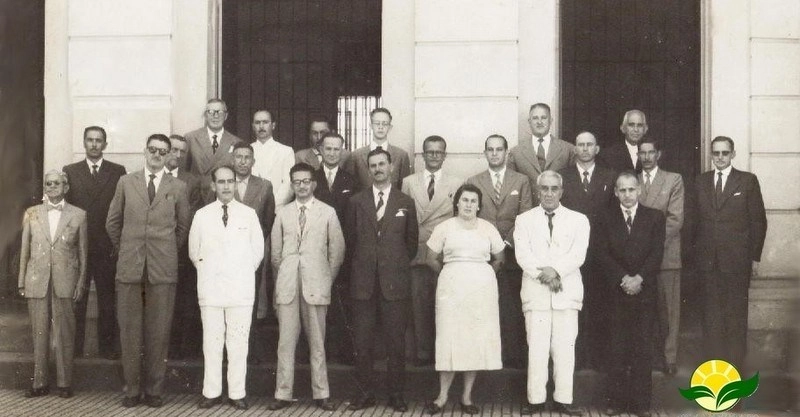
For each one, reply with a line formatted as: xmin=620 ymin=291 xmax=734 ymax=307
xmin=625 ymin=141 xmax=639 ymax=168
xmin=642 ymin=166 xmax=659 ymax=185
xmin=576 ymin=162 xmax=595 ymax=183
xmin=47 ymin=200 xmax=64 ymax=240
xmin=251 ymin=137 xmax=295 ymax=206
xmin=714 ymin=165 xmax=732 ymax=191
xmin=370 ymin=140 xmax=389 ymax=151
xmin=489 ymin=166 xmax=507 ymax=188
xmin=532 ymin=133 xmax=553 ymax=158
xmin=424 ymin=169 xmax=441 ymax=187
xmin=621 ymin=203 xmax=639 ymax=223
xmin=85 ymin=158 xmax=103 ymax=173
xmin=165 ymin=167 xmax=179 ymax=177
xmin=236 ymin=174 xmax=250 ymax=199
xmin=207 ymin=127 xmax=225 ymax=146
xmin=372 ymin=184 xmax=392 ymax=207
xmin=323 ymin=165 xmax=339 ymax=185
xmin=144 ymin=168 xmax=165 ymax=193
xmin=296 ymin=197 xmax=315 ymax=230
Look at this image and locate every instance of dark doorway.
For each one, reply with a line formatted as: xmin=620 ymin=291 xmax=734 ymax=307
xmin=221 ymin=0 xmax=382 ymax=150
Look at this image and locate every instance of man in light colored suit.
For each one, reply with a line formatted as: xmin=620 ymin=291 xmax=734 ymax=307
xmin=267 ymin=163 xmax=345 ymax=412
xmin=18 ymin=170 xmax=87 ymax=399
xmin=250 ymin=109 xmax=295 ymax=207
xmin=343 ymin=107 xmax=412 ymax=190
xmin=508 ymin=103 xmax=575 ymax=205
xmin=466 ymin=134 xmax=533 ymax=368
xmin=514 ymin=170 xmax=589 ymax=416
xmin=401 ymin=135 xmax=462 ymax=366
xmin=184 ymin=99 xmax=243 ymax=195
xmin=106 ymin=134 xmax=191 ymax=408
xmin=636 ymin=137 xmax=684 ymax=375
xmin=189 ymin=165 xmax=264 ymax=411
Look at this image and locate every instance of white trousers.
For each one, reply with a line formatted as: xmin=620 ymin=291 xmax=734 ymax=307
xmin=200 ymin=305 xmax=252 ymax=400
xmin=524 ymin=309 xmax=578 ymax=404
xmin=275 ymin=295 xmax=329 ymax=400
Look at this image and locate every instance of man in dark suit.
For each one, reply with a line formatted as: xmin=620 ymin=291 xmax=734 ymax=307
xmin=295 ymin=117 xmax=331 ymax=170
xmin=63 ymin=125 xmax=126 ymax=359
xmin=106 ymin=134 xmax=191 ymax=408
xmin=165 ymin=134 xmax=204 ymax=359
xmin=345 ymin=148 xmax=418 ymax=412
xmin=466 ymin=134 xmax=533 ymax=368
xmin=508 ymin=103 xmax=575 ymax=205
xmin=343 ymin=108 xmax=412 ymax=190
xmin=694 ymin=136 xmax=767 ymax=366
xmin=601 ymin=109 xmax=647 ymax=173
xmin=184 ymin=98 xmax=242 ymax=195
xmin=558 ymin=131 xmax=616 ymax=370
xmin=313 ymin=132 xmax=357 ymax=363
xmin=597 ymin=172 xmax=665 ymax=417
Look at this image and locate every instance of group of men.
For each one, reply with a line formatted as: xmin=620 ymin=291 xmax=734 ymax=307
xmin=20 ymin=98 xmax=766 ymax=416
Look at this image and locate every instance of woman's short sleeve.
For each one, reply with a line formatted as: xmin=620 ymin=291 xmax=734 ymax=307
xmin=426 ymin=219 xmax=448 ymax=254
xmin=485 ymin=220 xmax=506 ymax=255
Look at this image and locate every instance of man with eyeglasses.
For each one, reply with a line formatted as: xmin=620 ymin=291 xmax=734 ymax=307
xmin=343 ymin=107 xmax=412 ymax=190
xmin=694 ymin=136 xmax=766 ymax=367
xmin=267 ymin=163 xmax=345 ymax=412
xmin=184 ymin=98 xmax=243 ymax=195
xmin=636 ymin=137 xmax=684 ymax=376
xmin=401 ymin=135 xmax=462 ymax=367
xmin=63 ymin=126 xmax=126 ymax=360
xmin=601 ymin=109 xmax=648 ymax=173
xmin=106 ymin=134 xmax=191 ymax=408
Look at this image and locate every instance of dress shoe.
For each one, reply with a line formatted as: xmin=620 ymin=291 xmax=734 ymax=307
xmin=121 ymin=396 xmax=140 ymax=407
xmin=666 ymin=363 xmax=678 ymax=376
xmin=23 ymin=386 xmax=49 ymax=398
xmin=197 ymin=396 xmax=222 ymax=409
xmin=460 ymin=402 xmax=480 ymax=415
xmin=57 ymin=387 xmax=73 ymax=398
xmin=348 ymin=395 xmax=376 ymax=410
xmin=388 ymin=394 xmax=408 ymax=412
xmin=553 ymin=402 xmax=583 ymax=416
xmin=520 ymin=402 xmax=546 ymax=415
xmin=143 ymin=394 xmax=163 ymax=408
xmin=604 ymin=407 xmax=623 ymax=416
xmin=423 ymin=401 xmax=443 ymax=414
xmin=228 ymin=398 xmax=249 ymax=410
xmin=315 ymin=398 xmax=336 ymax=411
xmin=267 ymin=399 xmax=293 ymax=410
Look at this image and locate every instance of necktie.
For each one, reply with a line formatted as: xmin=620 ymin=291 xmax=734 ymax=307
xmin=147 ymin=174 xmax=156 ymax=203
xmin=715 ymin=171 xmax=723 ymax=200
xmin=427 ymin=174 xmax=435 ymax=201
xmin=625 ymin=209 xmax=633 ymax=233
xmin=166 ymin=171 xmax=174 ymax=177
xmin=582 ymin=171 xmax=590 ymax=192
xmin=537 ymin=138 xmax=546 ymax=170
xmin=299 ymin=205 xmax=307 ymax=238
xmin=212 ymin=134 xmax=219 ymax=154
xmin=48 ymin=204 xmax=63 ymax=211
xmin=327 ymin=170 xmax=334 ymax=191
xmin=545 ymin=211 xmax=555 ymax=238
xmin=92 ymin=164 xmax=98 ymax=178
xmin=222 ymin=204 xmax=228 ymax=227
xmin=494 ymin=172 xmax=502 ymax=201
xmin=376 ymin=145 xmax=383 ymax=152
xmin=644 ymin=172 xmax=651 ymax=195
xmin=376 ymin=191 xmax=385 ymax=221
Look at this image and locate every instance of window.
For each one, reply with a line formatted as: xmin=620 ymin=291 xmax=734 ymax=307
xmin=337 ymin=96 xmax=382 ymax=150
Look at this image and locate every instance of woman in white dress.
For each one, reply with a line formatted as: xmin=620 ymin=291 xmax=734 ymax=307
xmin=424 ymin=184 xmax=505 ymax=415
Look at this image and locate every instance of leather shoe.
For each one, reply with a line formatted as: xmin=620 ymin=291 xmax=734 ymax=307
xmin=267 ymin=399 xmax=293 ymax=410
xmin=423 ymin=401 xmax=443 ymax=414
xmin=197 ymin=396 xmax=222 ymax=409
xmin=24 ymin=386 xmax=49 ymax=398
xmin=666 ymin=363 xmax=678 ymax=376
xmin=228 ymin=398 xmax=249 ymax=410
xmin=521 ymin=402 xmax=546 ymax=415
xmin=121 ymin=396 xmax=140 ymax=407
xmin=460 ymin=402 xmax=480 ymax=414
xmin=553 ymin=402 xmax=583 ymax=416
xmin=388 ymin=394 xmax=408 ymax=412
xmin=143 ymin=394 xmax=163 ymax=408
xmin=348 ymin=395 xmax=376 ymax=410
xmin=315 ymin=398 xmax=336 ymax=411
xmin=604 ymin=407 xmax=623 ymax=416
xmin=57 ymin=387 xmax=73 ymax=398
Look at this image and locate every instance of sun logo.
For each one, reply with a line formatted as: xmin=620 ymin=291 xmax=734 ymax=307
xmin=679 ymin=359 xmax=759 ymax=412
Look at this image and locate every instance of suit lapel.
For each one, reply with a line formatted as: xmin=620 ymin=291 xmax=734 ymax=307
xmin=545 ymin=139 xmax=564 ymax=170
xmin=380 ymin=189 xmax=402 ymax=234
xmin=37 ymin=205 xmax=52 ymax=244
xmin=243 ymin=177 xmax=262 ymax=206
xmin=52 ymin=204 xmax=73 ymax=242
xmin=364 ymin=190 xmax=379 ymax=232
xmin=519 ymin=143 xmax=541 ymax=175
xmin=194 ymin=131 xmax=214 ymax=168
xmin=646 ymin=170 xmax=666 ymax=206
xmin=132 ymin=171 xmax=150 ymax=206
xmin=718 ymin=169 xmax=742 ymax=209
xmin=219 ymin=131 xmax=237 ymax=155
xmin=151 ymin=174 xmax=172 ymax=206
xmin=94 ymin=163 xmax=114 ymax=200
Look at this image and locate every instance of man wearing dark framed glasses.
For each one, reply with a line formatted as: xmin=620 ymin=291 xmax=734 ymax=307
xmin=184 ymin=98 xmax=242 ymax=196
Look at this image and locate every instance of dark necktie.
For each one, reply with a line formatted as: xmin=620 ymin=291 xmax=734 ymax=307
xmin=376 ymin=191 xmax=385 ymax=221
xmin=582 ymin=171 xmax=590 ymax=192
xmin=537 ymin=138 xmax=546 ymax=170
xmin=625 ymin=209 xmax=633 ymax=233
xmin=545 ymin=211 xmax=555 ymax=238
xmin=376 ymin=145 xmax=383 ymax=152
xmin=427 ymin=174 xmax=435 ymax=201
xmin=147 ymin=174 xmax=156 ymax=203
xmin=299 ymin=205 xmax=307 ymax=238
xmin=715 ymin=171 xmax=723 ymax=202
xmin=166 ymin=171 xmax=174 ymax=177
xmin=92 ymin=164 xmax=98 ymax=178
xmin=212 ymin=134 xmax=219 ymax=154
xmin=222 ymin=203 xmax=228 ymax=227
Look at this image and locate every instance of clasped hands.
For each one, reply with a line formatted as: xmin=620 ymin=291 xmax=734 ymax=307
xmin=535 ymin=266 xmax=562 ymax=293
xmin=620 ymin=274 xmax=643 ymax=296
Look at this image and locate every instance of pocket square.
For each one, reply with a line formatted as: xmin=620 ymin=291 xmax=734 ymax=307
xmin=733 ymin=192 xmax=742 ymax=196
xmin=510 ymin=190 xmax=519 ymax=196
xmin=395 ymin=209 xmax=407 ymax=217
xmin=342 ymin=189 xmax=351 ymax=193
xmin=228 ymin=145 xmax=234 ymax=153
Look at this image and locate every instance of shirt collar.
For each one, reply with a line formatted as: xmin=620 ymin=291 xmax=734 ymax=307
xmin=542 ymin=203 xmax=563 ymax=215
xmin=254 ymin=136 xmax=275 ymax=146
xmin=47 ymin=199 xmax=65 ymax=209
xmin=207 ymin=127 xmax=225 ymax=139
xmin=370 ymin=140 xmax=389 ymax=151
xmin=145 ymin=167 xmax=165 ymax=180
xmin=577 ymin=162 xmax=595 ymax=176
xmin=643 ymin=166 xmax=659 ymax=179
xmin=373 ymin=184 xmax=392 ymax=198
xmin=236 ymin=174 xmax=250 ymax=184
xmin=533 ymin=133 xmax=552 ymax=147
xmin=489 ymin=166 xmax=507 ymax=182
xmin=324 ymin=165 xmax=339 ymax=177
xmin=621 ymin=203 xmax=639 ymax=217
xmin=296 ymin=197 xmax=315 ymax=211
xmin=86 ymin=158 xmax=104 ymax=170
xmin=716 ymin=165 xmax=732 ymax=177
xmin=424 ymin=169 xmax=441 ymax=182
xmin=166 ymin=167 xmax=179 ymax=177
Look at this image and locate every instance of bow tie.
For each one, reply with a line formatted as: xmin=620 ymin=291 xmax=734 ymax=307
xmin=48 ymin=204 xmax=63 ymax=211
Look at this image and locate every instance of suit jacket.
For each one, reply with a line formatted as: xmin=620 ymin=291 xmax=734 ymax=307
xmin=63 ymin=159 xmax=126 ymax=256
xmin=189 ymin=199 xmax=264 ymax=307
xmin=236 ymin=175 xmax=276 ymax=239
xmin=173 ymin=169 xmax=204 ymax=216
xmin=346 ymin=187 xmax=418 ymax=301
xmin=694 ymin=168 xmax=767 ymax=275
xmin=271 ymin=200 xmax=345 ymax=305
xmin=313 ymin=166 xmax=357 ymax=226
xmin=600 ymin=141 xmax=641 ymax=173
xmin=343 ymin=144 xmax=412 ymax=191
xmin=638 ymin=169 xmax=684 ymax=270
xmin=295 ymin=147 xmax=351 ymax=171
xmin=508 ymin=136 xmax=575 ymax=204
xmin=558 ymin=164 xmax=616 ymax=226
xmin=466 ymin=169 xmax=533 ymax=244
xmin=18 ymin=203 xmax=88 ymax=298
xmin=597 ymin=205 xmax=666 ymax=302
xmin=184 ymin=127 xmax=242 ymax=182
xmin=106 ymin=171 xmax=191 ymax=284
xmin=401 ymin=171 xmax=462 ymax=265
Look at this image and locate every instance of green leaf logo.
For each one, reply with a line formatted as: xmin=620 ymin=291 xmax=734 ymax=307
xmin=715 ymin=373 xmax=759 ymax=410
xmin=679 ymin=359 xmax=759 ymax=412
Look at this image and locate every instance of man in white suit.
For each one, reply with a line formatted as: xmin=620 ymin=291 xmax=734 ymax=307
xmin=189 ymin=165 xmax=264 ymax=411
xmin=401 ymin=135 xmax=462 ymax=366
xmin=267 ymin=163 xmax=345 ymax=412
xmin=514 ymin=170 xmax=589 ymax=416
xmin=250 ymin=109 xmax=296 ymax=207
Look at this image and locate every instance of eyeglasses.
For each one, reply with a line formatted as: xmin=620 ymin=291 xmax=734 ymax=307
xmin=424 ymin=151 xmax=446 ymax=157
xmin=291 ymin=178 xmax=314 ymax=186
xmin=45 ymin=181 xmax=63 ymax=186
xmin=147 ymin=146 xmax=169 ymax=156
xmin=206 ymin=109 xmax=227 ymax=116
xmin=711 ymin=151 xmax=732 ymax=157
xmin=371 ymin=122 xmax=391 ymax=128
